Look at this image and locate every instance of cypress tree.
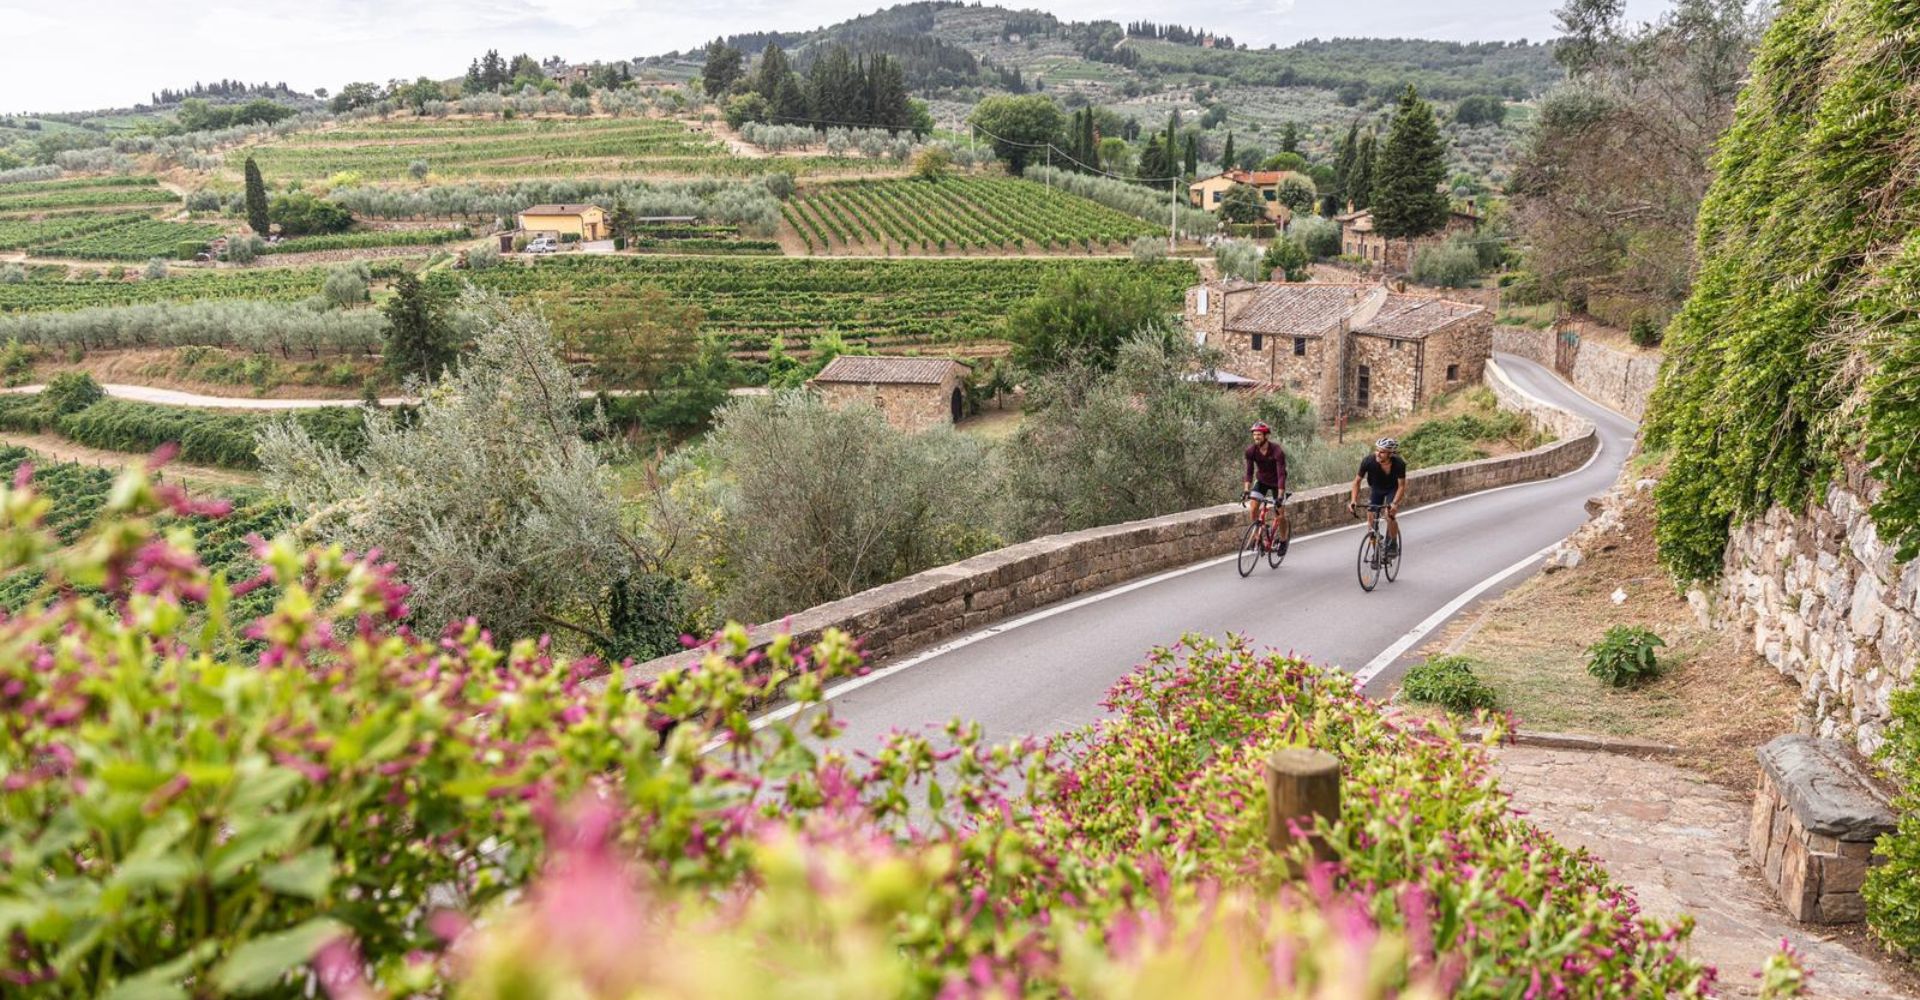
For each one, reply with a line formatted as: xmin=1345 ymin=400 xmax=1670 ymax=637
xmin=1371 ymin=85 xmax=1450 ymax=239
xmin=1334 ymin=122 xmax=1359 ymax=207
xmin=1350 ymin=130 xmax=1377 ymax=210
xmin=243 ymin=157 xmax=269 ymax=236
xmin=1222 ymin=132 xmax=1235 ymax=173
xmin=1182 ymin=132 xmax=1198 ymax=177
xmin=382 ymin=273 xmax=455 ymax=382
xmin=754 ymin=44 xmax=792 ymax=101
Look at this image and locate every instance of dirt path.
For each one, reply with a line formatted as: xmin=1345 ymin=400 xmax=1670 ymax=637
xmin=1493 ymin=746 xmax=1918 ymax=999
xmin=0 ymin=432 xmax=258 ymax=489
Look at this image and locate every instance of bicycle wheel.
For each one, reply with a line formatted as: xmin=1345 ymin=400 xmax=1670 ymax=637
xmin=1356 ymin=533 xmax=1380 ymax=592
xmin=1384 ymin=534 xmax=1402 ymax=582
xmin=1267 ymin=515 xmax=1290 ymax=569
xmin=1237 ymin=521 xmax=1263 ymax=578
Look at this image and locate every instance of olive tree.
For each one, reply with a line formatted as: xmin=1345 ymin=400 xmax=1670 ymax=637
xmin=653 ymin=392 xmax=1003 ymax=622
xmin=259 ymin=288 xmax=688 ymax=656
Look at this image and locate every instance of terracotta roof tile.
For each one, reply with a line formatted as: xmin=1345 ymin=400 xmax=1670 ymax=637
xmin=810 ymin=356 xmax=971 ymax=385
xmin=1211 ymin=282 xmax=1482 ymax=340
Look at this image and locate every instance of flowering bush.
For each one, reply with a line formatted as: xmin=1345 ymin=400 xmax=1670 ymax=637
xmin=0 ymin=460 xmax=1712 ymax=997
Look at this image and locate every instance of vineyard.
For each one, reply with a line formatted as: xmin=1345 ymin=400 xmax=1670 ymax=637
xmin=0 ymin=177 xmax=179 ymax=213
xmin=0 ymin=267 xmax=337 ymax=313
xmin=0 ymin=445 xmax=290 ymax=612
xmin=259 ymin=227 xmax=472 ymax=254
xmin=243 ymin=117 xmax=867 ymax=181
xmin=783 ymin=177 xmax=1162 ymax=255
xmin=446 ymin=255 xmax=1198 ymax=350
xmin=0 ymin=212 xmax=149 ymax=250
xmin=37 ymin=218 xmax=224 ymax=261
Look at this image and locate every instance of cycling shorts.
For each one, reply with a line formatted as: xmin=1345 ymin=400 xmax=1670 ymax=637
xmin=1368 ymin=487 xmax=1399 ymax=510
xmin=1250 ymin=482 xmax=1283 ymax=502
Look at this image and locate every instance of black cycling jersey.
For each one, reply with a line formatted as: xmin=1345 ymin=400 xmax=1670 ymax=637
xmin=1358 ymin=454 xmax=1406 ymax=495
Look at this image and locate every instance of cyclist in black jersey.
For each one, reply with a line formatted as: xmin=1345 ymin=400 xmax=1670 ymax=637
xmin=1349 ymin=437 xmax=1406 ymax=554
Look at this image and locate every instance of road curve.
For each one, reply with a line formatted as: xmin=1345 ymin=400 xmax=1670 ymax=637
xmin=806 ymin=355 xmax=1638 ymax=751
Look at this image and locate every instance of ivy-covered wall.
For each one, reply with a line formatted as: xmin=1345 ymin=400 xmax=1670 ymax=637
xmin=1644 ymin=0 xmax=1920 ymax=583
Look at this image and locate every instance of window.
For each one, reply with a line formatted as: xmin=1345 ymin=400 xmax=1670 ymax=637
xmin=1212 ymin=190 xmax=1222 ymax=204
xmin=1292 ymin=337 xmax=1307 ymax=356
xmin=1251 ymin=333 xmax=1265 ymax=352
xmin=1447 ymin=363 xmax=1460 ymax=381
xmin=1263 ymin=189 xmax=1276 ymax=201
xmin=1391 ymin=339 xmax=1402 ymax=351
xmin=1356 ymin=365 xmax=1371 ymax=408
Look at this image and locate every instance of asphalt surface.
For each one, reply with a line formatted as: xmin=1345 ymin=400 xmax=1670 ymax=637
xmin=802 ymin=355 xmax=1639 ymax=752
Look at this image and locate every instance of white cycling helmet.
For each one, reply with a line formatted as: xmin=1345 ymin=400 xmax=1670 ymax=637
xmin=1375 ymin=437 xmax=1399 ymax=453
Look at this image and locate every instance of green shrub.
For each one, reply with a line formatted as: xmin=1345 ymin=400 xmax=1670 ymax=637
xmin=1399 ymin=406 xmax=1533 ymax=466
xmin=41 ymin=370 xmax=103 ymax=414
xmin=1411 ymin=240 xmax=1482 ymax=288
xmin=173 ymin=239 xmax=205 ymax=260
xmin=1585 ymin=625 xmax=1666 ymax=687
xmin=1629 ymin=315 xmax=1662 ymax=347
xmin=47 ymin=399 xmax=370 ymax=469
xmin=0 ymin=337 xmax=34 ymax=386
xmin=1400 ymin=654 xmax=1497 ymax=712
xmin=1864 ymin=686 xmax=1920 ymax=953
xmin=268 ymin=191 xmax=354 ymax=236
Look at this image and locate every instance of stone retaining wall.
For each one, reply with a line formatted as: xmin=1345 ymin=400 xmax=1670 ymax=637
xmin=623 ymin=359 xmax=1597 ymax=686
xmin=1491 ymin=326 xmax=1662 ymax=420
xmin=1711 ymin=464 xmax=1920 ymax=757
xmin=1748 ymin=735 xmax=1895 ymax=924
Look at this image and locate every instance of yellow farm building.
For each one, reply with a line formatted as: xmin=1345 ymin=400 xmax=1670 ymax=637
xmin=516 ymin=203 xmax=608 ymax=240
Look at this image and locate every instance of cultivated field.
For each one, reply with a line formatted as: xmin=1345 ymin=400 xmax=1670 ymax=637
xmin=447 ymin=255 xmax=1198 ymax=351
xmin=242 ymin=116 xmax=879 ymax=181
xmin=0 ymin=266 xmax=338 ymax=312
xmin=782 ymin=176 xmax=1162 ymax=255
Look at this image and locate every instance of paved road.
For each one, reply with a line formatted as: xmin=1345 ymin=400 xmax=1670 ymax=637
xmin=804 ymin=355 xmax=1638 ymax=751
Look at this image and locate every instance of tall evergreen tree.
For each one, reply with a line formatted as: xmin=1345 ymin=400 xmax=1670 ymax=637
xmin=1280 ymin=121 xmax=1300 ymax=154
xmin=754 ymin=44 xmax=793 ymax=101
xmin=807 ymin=47 xmax=862 ymax=127
xmin=382 ymin=273 xmax=455 ymax=382
xmin=1350 ymin=130 xmax=1377 ymax=210
xmin=866 ymin=54 xmax=911 ymax=131
xmin=1182 ymin=132 xmax=1198 ymax=177
xmin=242 ymin=157 xmax=269 ymax=236
xmin=702 ymin=40 xmax=745 ymax=98
xmin=773 ymin=75 xmax=809 ymax=124
xmin=1221 ymin=132 xmax=1235 ymax=175
xmin=1371 ymin=85 xmax=1450 ymax=239
xmin=1333 ymin=122 xmax=1359 ymax=207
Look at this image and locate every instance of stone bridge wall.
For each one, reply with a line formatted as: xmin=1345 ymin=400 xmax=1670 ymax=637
xmin=624 ymin=360 xmax=1597 ymax=686
xmin=1492 ymin=326 xmax=1662 ymax=420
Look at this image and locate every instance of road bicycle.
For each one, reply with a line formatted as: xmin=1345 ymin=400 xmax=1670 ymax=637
xmin=1237 ymin=490 xmax=1292 ymax=577
xmin=1349 ymin=501 xmax=1403 ymax=592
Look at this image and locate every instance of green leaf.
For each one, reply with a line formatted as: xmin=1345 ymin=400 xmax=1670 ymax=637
xmin=260 ymin=848 xmax=335 ymax=901
xmin=211 ymin=918 xmax=344 ymax=994
xmin=100 ymin=941 xmax=218 ymax=1000
xmin=209 ymin=815 xmax=301 ymax=883
xmin=228 ymin=765 xmax=304 ymax=812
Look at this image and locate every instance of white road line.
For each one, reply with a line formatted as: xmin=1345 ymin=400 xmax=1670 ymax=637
xmin=1350 ymin=538 xmax=1565 ymax=687
xmin=741 ymin=423 xmax=1608 ymax=731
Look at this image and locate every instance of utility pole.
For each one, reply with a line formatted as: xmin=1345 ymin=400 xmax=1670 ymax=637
xmin=1168 ymin=176 xmax=1177 ymax=253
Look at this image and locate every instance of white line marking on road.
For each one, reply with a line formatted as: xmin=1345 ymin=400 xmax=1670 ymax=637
xmin=1350 ymin=538 xmax=1565 ymax=688
xmin=740 ymin=417 xmax=1608 ymax=734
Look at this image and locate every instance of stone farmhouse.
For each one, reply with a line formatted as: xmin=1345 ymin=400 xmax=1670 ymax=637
xmin=1336 ymin=203 xmax=1480 ymax=273
xmin=1185 ymin=280 xmax=1492 ymax=420
xmin=1188 ymin=170 xmax=1309 ymax=224
xmin=808 ymin=356 xmax=972 ymax=432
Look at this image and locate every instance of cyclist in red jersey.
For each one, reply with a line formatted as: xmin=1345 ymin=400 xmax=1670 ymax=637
xmin=1243 ymin=422 xmax=1289 ymax=556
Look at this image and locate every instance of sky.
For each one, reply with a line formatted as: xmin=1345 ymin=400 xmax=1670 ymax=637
xmin=0 ymin=0 xmax=1674 ymax=115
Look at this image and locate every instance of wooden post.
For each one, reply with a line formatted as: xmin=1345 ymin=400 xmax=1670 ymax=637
xmin=1265 ymin=748 xmax=1340 ymax=861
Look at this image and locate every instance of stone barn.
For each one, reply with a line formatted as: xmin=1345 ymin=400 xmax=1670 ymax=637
xmin=808 ymin=356 xmax=972 ymax=432
xmin=1185 ymin=279 xmax=1491 ymax=421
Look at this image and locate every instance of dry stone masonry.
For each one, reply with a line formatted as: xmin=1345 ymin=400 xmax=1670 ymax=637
xmin=1749 ymin=735 xmax=1896 ymax=924
xmin=625 ymin=359 xmax=1593 ymax=686
xmin=1712 ymin=467 xmax=1920 ymax=757
xmin=1490 ymin=326 xmax=1662 ymax=420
